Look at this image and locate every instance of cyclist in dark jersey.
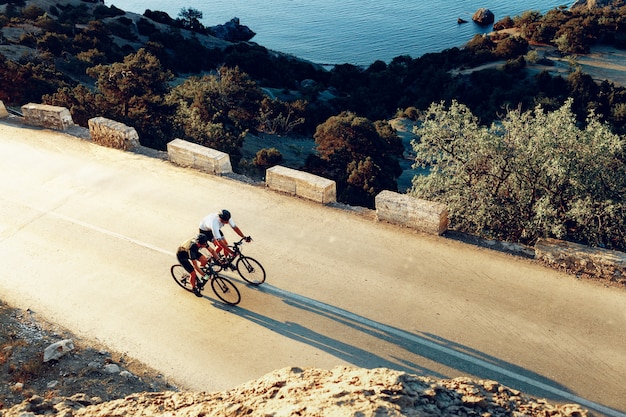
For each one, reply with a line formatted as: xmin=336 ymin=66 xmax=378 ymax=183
xmin=176 ymin=234 xmax=218 ymax=297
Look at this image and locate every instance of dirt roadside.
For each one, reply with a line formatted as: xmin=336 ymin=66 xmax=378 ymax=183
xmin=0 ymin=299 xmax=178 ymax=411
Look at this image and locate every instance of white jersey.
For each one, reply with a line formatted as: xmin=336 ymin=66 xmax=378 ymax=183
xmin=199 ymin=213 xmax=235 ymax=240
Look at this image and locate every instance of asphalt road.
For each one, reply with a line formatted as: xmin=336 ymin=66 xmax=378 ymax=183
xmin=1 ymin=120 xmax=625 ymax=417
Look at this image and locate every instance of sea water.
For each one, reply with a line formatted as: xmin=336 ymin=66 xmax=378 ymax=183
xmin=112 ymin=0 xmax=570 ymax=66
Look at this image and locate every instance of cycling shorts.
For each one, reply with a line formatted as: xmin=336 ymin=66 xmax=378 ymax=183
xmin=199 ymin=229 xmax=224 ymax=241
xmin=176 ymin=251 xmax=194 ymax=273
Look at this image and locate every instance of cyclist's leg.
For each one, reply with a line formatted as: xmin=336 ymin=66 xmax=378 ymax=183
xmin=213 ymin=237 xmax=222 ymax=255
xmin=199 ymin=230 xmax=220 ymax=262
xmin=207 ymin=245 xmax=221 ymax=264
xmin=215 ymin=233 xmax=234 ymax=258
xmin=177 ymin=251 xmax=197 ymax=287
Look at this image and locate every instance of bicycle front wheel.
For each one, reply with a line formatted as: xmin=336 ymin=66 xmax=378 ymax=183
xmin=171 ymin=265 xmax=193 ymax=293
xmin=211 ymin=275 xmax=241 ymax=305
xmin=236 ymin=256 xmax=266 ymax=285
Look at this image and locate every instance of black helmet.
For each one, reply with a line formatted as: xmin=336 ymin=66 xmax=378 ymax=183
xmin=196 ymin=234 xmax=208 ymax=245
xmin=219 ymin=209 xmax=231 ymax=221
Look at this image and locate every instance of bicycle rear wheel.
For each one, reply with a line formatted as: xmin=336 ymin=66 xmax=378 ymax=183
xmin=236 ymin=256 xmax=266 ymax=285
xmin=211 ymin=275 xmax=241 ymax=305
xmin=171 ymin=265 xmax=193 ymax=293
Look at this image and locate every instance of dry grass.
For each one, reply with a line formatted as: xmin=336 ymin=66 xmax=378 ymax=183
xmin=8 ymin=352 xmax=48 ymax=384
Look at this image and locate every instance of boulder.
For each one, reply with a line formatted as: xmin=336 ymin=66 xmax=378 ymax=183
xmin=472 ymin=8 xmax=495 ymax=25
xmin=210 ymin=18 xmax=255 ymax=42
xmin=43 ymin=339 xmax=74 ymax=362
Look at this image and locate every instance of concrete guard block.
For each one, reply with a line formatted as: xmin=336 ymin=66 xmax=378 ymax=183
xmin=21 ymin=103 xmax=74 ymax=130
xmin=88 ymin=117 xmax=140 ymax=151
xmin=375 ymin=190 xmax=448 ymax=235
xmin=167 ymin=138 xmax=233 ymax=175
xmin=0 ymin=100 xmax=8 ymax=118
xmin=265 ymin=165 xmax=336 ymax=204
xmin=535 ymin=237 xmax=626 ymax=282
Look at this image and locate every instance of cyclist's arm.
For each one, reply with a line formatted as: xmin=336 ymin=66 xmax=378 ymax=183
xmin=232 ymin=225 xmax=245 ymax=238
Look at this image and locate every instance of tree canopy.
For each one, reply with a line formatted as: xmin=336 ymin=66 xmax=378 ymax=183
xmin=309 ymin=111 xmax=403 ymax=207
xmin=410 ymin=99 xmax=626 ymax=250
xmin=165 ymin=66 xmax=264 ymax=163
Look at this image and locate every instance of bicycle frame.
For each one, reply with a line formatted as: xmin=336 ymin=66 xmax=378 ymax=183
xmin=210 ymin=237 xmax=266 ymax=286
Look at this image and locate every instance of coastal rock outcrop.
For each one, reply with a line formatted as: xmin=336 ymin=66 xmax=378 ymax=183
xmin=472 ymin=8 xmax=495 ymax=25
xmin=210 ymin=17 xmax=256 ymax=42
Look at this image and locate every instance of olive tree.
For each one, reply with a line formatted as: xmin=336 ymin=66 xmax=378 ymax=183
xmin=411 ymin=99 xmax=626 ymax=250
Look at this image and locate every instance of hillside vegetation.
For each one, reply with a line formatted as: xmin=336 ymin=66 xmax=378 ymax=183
xmin=0 ymin=0 xmax=625 ymax=249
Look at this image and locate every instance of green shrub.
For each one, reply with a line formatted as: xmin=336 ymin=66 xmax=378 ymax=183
xmin=503 ymin=55 xmax=526 ymax=72
xmin=137 ymin=18 xmax=158 ymax=36
xmin=36 ymin=32 xmax=71 ymax=56
xmin=93 ymin=4 xmax=125 ymax=20
xmin=21 ymin=5 xmax=45 ymax=20
xmin=143 ymin=10 xmax=174 ymax=26
xmin=253 ymin=148 xmax=283 ymax=168
xmin=494 ymin=36 xmax=528 ymax=59
xmin=106 ymin=19 xmax=138 ymax=41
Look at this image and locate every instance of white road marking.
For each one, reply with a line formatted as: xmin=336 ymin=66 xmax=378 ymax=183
xmin=52 ymin=212 xmax=172 ymax=255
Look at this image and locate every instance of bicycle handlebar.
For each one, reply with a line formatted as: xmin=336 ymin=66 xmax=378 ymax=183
xmin=233 ymin=236 xmax=252 ymax=246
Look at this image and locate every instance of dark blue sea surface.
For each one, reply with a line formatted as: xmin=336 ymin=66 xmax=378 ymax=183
xmin=113 ymin=0 xmax=570 ymax=66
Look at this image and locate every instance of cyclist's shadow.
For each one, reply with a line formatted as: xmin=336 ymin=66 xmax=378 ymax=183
xmin=214 ymin=281 xmax=575 ymax=403
xmin=214 ymin=297 xmax=435 ymax=376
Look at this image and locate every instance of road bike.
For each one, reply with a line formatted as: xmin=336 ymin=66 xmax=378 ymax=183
xmin=170 ymin=262 xmax=241 ymax=305
xmin=214 ymin=237 xmax=266 ymax=285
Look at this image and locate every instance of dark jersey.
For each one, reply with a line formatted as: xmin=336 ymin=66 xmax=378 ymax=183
xmin=177 ymin=238 xmax=202 ymax=260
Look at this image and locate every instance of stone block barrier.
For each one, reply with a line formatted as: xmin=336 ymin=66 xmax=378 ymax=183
xmin=535 ymin=238 xmax=626 ymax=284
xmin=21 ymin=103 xmax=74 ymax=130
xmin=0 ymin=100 xmax=8 ymax=118
xmin=375 ymin=190 xmax=448 ymax=235
xmin=167 ymin=138 xmax=233 ymax=175
xmin=265 ymin=165 xmax=336 ymax=204
xmin=88 ymin=117 xmax=140 ymax=151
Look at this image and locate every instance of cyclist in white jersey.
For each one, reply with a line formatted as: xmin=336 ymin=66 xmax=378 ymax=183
xmin=199 ymin=209 xmax=251 ymax=259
